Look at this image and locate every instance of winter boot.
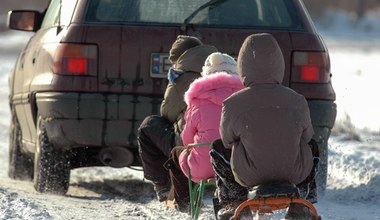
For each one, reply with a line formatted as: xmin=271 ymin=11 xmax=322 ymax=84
xmin=153 ymin=183 xmax=170 ymax=202
xmin=217 ymin=202 xmax=236 ymax=220
xmin=284 ymin=203 xmax=314 ymax=220
xmin=217 ymin=201 xmax=251 ymax=220
xmin=164 ymin=185 xmax=190 ymax=213
xmin=174 ymin=198 xmax=190 ymax=213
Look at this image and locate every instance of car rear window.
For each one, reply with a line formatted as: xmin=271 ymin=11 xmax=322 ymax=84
xmin=84 ymin=0 xmax=304 ymax=30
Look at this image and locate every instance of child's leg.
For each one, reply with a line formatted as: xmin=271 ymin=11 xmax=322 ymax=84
xmin=297 ymin=139 xmax=320 ymax=203
xmin=137 ymin=115 xmax=175 ymax=200
xmin=164 ymin=146 xmax=191 ymax=212
xmin=210 ymin=139 xmax=248 ymax=205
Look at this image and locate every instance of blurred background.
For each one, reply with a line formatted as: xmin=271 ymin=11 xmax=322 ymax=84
xmin=0 ymin=0 xmax=48 ymax=14
xmin=304 ymin=0 xmax=380 ymax=19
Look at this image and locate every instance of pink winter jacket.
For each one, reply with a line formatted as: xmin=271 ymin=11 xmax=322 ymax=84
xmin=179 ymin=72 xmax=244 ymax=182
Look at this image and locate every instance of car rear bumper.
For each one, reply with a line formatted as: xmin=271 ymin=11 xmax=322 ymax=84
xmin=308 ymin=100 xmax=337 ymax=129
xmin=307 ymin=100 xmax=337 ymax=145
xmin=35 ymin=92 xmax=161 ymax=148
xmin=35 ymin=93 xmax=336 ymax=148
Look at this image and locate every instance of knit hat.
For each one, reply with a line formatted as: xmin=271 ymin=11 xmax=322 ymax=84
xmin=169 ymin=35 xmax=203 ymax=64
xmin=201 ymin=52 xmax=238 ymax=76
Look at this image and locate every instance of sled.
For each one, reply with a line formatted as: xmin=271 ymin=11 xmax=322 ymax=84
xmin=186 ymin=143 xmax=215 ymax=220
xmin=232 ymin=182 xmax=321 ymax=220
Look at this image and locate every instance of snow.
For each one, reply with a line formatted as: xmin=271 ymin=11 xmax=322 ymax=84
xmin=1 ymin=11 xmax=380 ymax=220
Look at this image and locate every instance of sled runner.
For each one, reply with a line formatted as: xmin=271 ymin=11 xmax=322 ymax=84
xmin=232 ymin=182 xmax=321 ymax=220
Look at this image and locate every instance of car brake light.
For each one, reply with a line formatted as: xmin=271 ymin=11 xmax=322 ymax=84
xmin=291 ymin=51 xmax=330 ymax=83
xmin=53 ymin=43 xmax=97 ymax=76
xmin=67 ymin=58 xmax=87 ymax=74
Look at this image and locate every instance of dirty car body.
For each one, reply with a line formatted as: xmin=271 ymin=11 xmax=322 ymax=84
xmin=7 ymin=0 xmax=336 ymax=195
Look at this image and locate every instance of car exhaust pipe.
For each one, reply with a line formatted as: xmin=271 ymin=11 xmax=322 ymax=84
xmin=99 ymin=147 xmax=134 ymax=168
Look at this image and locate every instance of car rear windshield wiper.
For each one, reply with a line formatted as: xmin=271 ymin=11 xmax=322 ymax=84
xmin=181 ymin=0 xmax=227 ymax=30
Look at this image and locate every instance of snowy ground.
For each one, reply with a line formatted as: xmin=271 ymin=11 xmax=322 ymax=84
xmin=1 ymin=11 xmax=380 ymax=220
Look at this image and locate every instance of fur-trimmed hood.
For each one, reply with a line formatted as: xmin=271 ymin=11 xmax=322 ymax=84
xmin=184 ymin=72 xmax=243 ymax=106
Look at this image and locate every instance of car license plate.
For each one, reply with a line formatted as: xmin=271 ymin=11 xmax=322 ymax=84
xmin=150 ymin=53 xmax=170 ymax=78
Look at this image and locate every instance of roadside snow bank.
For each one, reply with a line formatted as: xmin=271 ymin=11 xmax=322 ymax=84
xmin=0 ymin=188 xmax=52 ymax=219
xmin=326 ymin=134 xmax=380 ymax=203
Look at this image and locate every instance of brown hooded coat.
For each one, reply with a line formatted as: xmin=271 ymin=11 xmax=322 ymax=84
xmin=160 ymin=45 xmax=218 ymax=134
xmin=220 ymin=33 xmax=314 ymax=187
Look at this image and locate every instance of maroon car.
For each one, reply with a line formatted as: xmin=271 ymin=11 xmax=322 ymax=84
xmin=7 ymin=0 xmax=336 ymax=195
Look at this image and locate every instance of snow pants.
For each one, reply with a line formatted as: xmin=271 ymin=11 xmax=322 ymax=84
xmin=209 ymin=139 xmax=249 ymax=206
xmin=210 ymin=139 xmax=319 ymax=206
xmin=137 ymin=115 xmax=176 ymax=186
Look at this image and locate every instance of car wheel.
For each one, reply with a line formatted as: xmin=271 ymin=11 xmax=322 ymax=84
xmin=33 ymin=115 xmax=70 ymax=195
xmin=316 ymin=140 xmax=328 ymax=196
xmin=314 ymin=126 xmax=331 ymax=197
xmin=8 ymin=108 xmax=34 ymax=180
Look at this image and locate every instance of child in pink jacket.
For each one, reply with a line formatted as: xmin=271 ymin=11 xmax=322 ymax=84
xmin=164 ymin=52 xmax=244 ymax=211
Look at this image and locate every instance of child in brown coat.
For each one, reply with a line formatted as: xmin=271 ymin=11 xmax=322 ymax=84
xmin=211 ymin=33 xmax=319 ymax=220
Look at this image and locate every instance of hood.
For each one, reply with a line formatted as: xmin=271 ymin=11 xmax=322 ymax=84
xmin=237 ymin=33 xmax=285 ymax=86
xmin=184 ymin=72 xmax=244 ymax=106
xmin=175 ymin=45 xmax=218 ymax=73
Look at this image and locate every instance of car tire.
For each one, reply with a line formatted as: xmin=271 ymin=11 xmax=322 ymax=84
xmin=314 ymin=126 xmax=331 ymax=197
xmin=8 ymin=108 xmax=34 ymax=180
xmin=33 ymin=115 xmax=70 ymax=195
xmin=316 ymin=140 xmax=328 ymax=197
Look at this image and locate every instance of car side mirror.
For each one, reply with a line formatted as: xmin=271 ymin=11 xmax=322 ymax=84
xmin=7 ymin=10 xmax=42 ymax=32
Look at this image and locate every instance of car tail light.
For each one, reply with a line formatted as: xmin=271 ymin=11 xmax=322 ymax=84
xmin=53 ymin=43 xmax=97 ymax=76
xmin=291 ymin=51 xmax=330 ymax=83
